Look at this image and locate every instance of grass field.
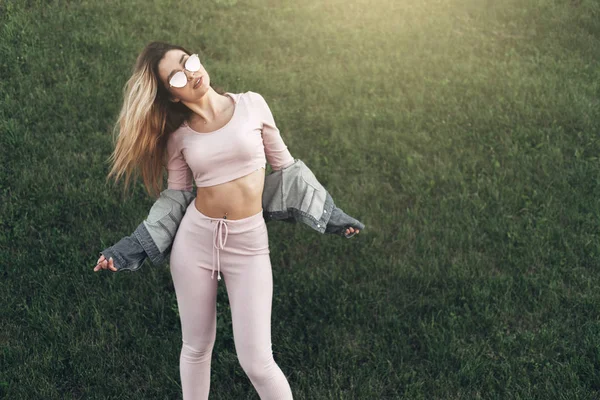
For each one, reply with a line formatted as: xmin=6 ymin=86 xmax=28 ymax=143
xmin=1 ymin=0 xmax=599 ymax=398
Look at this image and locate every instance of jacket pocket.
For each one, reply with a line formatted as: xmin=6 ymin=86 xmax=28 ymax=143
xmin=300 ymin=167 xmax=320 ymax=190
xmin=298 ymin=169 xmax=323 ymax=216
xmin=298 ymin=167 xmax=326 ymax=218
xmin=146 ymin=200 xmax=172 ymax=224
xmin=299 ymin=184 xmax=316 ymax=214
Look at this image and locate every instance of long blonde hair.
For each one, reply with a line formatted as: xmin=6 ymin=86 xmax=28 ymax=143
xmin=105 ymin=41 xmax=225 ymax=198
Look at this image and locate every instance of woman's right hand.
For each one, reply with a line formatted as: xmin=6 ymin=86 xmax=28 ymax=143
xmin=93 ymin=254 xmax=117 ymax=272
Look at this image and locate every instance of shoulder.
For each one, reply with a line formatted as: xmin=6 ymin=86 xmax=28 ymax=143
xmin=243 ymin=90 xmax=267 ymax=105
xmin=166 ymin=127 xmax=185 ymax=151
xmin=242 ymin=91 xmax=273 ymax=118
xmin=168 ymin=126 xmax=184 ymax=141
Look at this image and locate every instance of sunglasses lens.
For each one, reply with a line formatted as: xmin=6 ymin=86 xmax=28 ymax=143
xmin=170 ymin=71 xmax=187 ymax=88
xmin=185 ymin=54 xmax=201 ymax=72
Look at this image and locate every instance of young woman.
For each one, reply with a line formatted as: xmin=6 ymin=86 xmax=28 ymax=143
xmin=93 ymin=41 xmax=359 ymax=399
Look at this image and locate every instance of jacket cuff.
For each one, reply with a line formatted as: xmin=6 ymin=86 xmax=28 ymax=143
xmin=134 ymin=221 xmax=168 ymax=267
xmin=324 ymin=200 xmax=366 ymax=238
xmin=100 ymin=234 xmax=147 ymax=272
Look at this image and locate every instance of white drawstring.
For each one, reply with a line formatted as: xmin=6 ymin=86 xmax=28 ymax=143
xmin=211 ymin=219 xmax=228 ymax=281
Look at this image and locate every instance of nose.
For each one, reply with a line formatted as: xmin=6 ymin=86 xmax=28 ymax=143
xmin=184 ymin=69 xmax=197 ymax=80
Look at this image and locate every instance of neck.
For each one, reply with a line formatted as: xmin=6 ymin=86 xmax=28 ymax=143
xmin=184 ymin=89 xmax=229 ymax=124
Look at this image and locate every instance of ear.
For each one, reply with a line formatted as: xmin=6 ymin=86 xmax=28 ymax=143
xmin=169 ymin=97 xmax=180 ymax=103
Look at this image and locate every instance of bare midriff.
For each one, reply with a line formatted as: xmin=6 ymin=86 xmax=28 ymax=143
xmin=194 ymin=167 xmax=265 ymax=220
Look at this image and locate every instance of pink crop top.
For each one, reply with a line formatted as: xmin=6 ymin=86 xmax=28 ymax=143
xmin=165 ymin=91 xmax=295 ymax=190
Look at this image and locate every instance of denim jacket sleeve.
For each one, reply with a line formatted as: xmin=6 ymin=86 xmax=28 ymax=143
xmin=263 ymin=159 xmax=365 ymax=238
xmin=100 ymin=189 xmax=195 ymax=272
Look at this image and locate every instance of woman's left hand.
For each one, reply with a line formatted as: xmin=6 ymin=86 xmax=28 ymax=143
xmin=345 ymin=227 xmax=360 ymax=236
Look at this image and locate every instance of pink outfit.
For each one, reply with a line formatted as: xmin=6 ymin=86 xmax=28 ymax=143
xmin=166 ymin=92 xmax=294 ymax=399
xmin=166 ymin=91 xmax=295 ymax=191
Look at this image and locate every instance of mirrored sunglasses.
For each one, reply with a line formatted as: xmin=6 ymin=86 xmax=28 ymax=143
xmin=169 ymin=54 xmax=202 ymax=88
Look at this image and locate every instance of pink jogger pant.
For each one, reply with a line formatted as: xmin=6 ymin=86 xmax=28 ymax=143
xmin=169 ymin=201 xmax=294 ymax=400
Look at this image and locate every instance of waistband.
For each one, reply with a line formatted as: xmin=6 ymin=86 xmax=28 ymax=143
xmin=187 ymin=203 xmax=265 ymax=281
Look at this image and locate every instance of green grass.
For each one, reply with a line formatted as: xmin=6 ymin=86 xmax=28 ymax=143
xmin=1 ymin=0 xmax=599 ymax=398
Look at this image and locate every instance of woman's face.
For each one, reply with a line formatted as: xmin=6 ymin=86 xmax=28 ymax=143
xmin=157 ymin=49 xmax=210 ymax=103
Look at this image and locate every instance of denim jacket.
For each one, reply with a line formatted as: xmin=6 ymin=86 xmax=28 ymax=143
xmin=100 ymin=158 xmax=365 ymax=272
